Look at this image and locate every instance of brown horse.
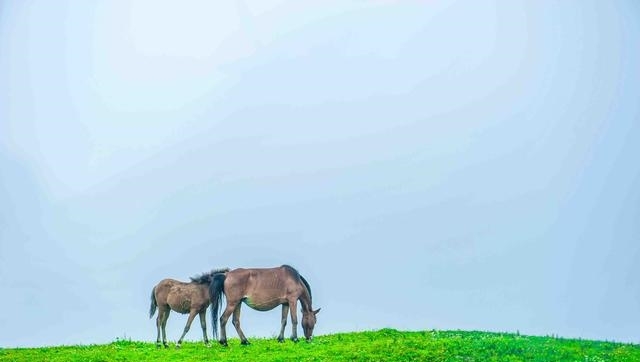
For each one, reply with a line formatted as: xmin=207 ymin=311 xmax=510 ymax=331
xmin=149 ymin=268 xmax=229 ymax=348
xmin=209 ymin=265 xmax=320 ymax=346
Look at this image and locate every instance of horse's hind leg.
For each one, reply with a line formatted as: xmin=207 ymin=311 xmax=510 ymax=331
xmin=176 ymin=310 xmax=198 ymax=348
xmin=277 ymin=304 xmax=289 ymax=342
xmin=219 ymin=303 xmax=237 ymax=346
xmin=199 ymin=310 xmax=210 ymax=347
xmin=156 ymin=307 xmax=170 ymax=348
xmin=161 ymin=308 xmax=171 ymax=348
xmin=155 ymin=308 xmax=164 ymax=348
xmin=232 ymin=303 xmax=249 ymax=345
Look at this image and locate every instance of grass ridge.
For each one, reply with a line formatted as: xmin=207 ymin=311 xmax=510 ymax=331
xmin=1 ymin=329 xmax=639 ymax=361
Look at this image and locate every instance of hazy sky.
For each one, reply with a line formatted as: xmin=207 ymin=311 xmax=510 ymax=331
xmin=1 ymin=0 xmax=639 ymax=348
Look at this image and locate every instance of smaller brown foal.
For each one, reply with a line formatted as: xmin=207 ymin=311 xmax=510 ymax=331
xmin=149 ymin=268 xmax=228 ymax=348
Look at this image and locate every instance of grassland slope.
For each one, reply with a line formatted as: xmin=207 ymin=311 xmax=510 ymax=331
xmin=1 ymin=329 xmax=639 ymax=361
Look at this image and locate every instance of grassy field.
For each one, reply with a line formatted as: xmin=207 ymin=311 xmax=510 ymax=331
xmin=1 ymin=329 xmax=639 ymax=362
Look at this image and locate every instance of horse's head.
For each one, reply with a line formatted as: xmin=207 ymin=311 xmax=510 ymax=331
xmin=301 ymin=308 xmax=320 ymax=341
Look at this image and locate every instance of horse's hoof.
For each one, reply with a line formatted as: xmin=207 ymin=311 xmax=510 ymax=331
xmin=156 ymin=344 xmax=162 ymax=349
xmin=175 ymin=344 xmax=181 ymax=349
xmin=291 ymin=337 xmax=299 ymax=343
xmin=163 ymin=343 xmax=169 ymax=349
xmin=241 ymin=340 xmax=250 ymax=346
xmin=277 ymin=337 xmax=285 ymax=343
xmin=219 ymin=340 xmax=228 ymax=347
xmin=205 ymin=343 xmax=211 ymax=348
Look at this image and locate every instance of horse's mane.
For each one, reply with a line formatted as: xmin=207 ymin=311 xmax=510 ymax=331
xmin=190 ymin=268 xmax=230 ymax=284
xmin=282 ymin=264 xmax=312 ymax=301
xmin=300 ymin=275 xmax=312 ymax=301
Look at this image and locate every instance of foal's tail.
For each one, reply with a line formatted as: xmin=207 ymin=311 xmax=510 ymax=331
xmin=149 ymin=286 xmax=157 ymax=319
xmin=209 ymin=272 xmax=226 ymax=339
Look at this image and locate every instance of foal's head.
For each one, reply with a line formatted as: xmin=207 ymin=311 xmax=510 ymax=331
xmin=301 ymin=308 xmax=320 ymax=341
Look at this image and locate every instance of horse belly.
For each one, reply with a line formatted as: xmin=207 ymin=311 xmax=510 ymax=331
xmin=168 ymin=295 xmax=192 ymax=314
xmin=172 ymin=303 xmax=190 ymax=314
xmin=243 ymin=296 xmax=283 ymax=311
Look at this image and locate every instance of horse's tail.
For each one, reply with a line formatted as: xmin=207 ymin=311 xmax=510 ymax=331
xmin=300 ymin=275 xmax=312 ymax=301
xmin=149 ymin=286 xmax=157 ymax=319
xmin=209 ymin=272 xmax=226 ymax=339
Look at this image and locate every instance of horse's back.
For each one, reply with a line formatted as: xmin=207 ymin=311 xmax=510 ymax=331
xmin=227 ymin=266 xmax=301 ymax=287
xmin=154 ymin=279 xmax=180 ymax=298
xmin=154 ymin=279 xmax=190 ymax=304
xmin=225 ymin=266 xmax=304 ymax=310
xmin=157 ymin=278 xmax=181 ymax=287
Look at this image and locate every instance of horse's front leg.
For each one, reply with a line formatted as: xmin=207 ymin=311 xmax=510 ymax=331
xmin=176 ymin=310 xmax=198 ymax=348
xmin=160 ymin=308 xmax=170 ymax=348
xmin=278 ymin=304 xmax=289 ymax=342
xmin=288 ymin=299 xmax=299 ymax=342
xmin=155 ymin=308 xmax=164 ymax=348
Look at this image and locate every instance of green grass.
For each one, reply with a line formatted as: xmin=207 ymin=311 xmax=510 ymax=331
xmin=1 ymin=329 xmax=639 ymax=361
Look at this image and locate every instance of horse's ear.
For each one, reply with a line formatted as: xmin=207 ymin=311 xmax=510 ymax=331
xmin=313 ymin=308 xmax=321 ymax=315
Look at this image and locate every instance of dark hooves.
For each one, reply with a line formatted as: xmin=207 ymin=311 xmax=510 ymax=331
xmin=219 ymin=340 xmax=228 ymax=347
xmin=291 ymin=338 xmax=299 ymax=343
xmin=241 ymin=340 xmax=251 ymax=346
xmin=277 ymin=338 xmax=285 ymax=343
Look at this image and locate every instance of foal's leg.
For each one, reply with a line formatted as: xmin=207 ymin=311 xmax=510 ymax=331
xmin=199 ymin=310 xmax=210 ymax=347
xmin=288 ymin=299 xmax=299 ymax=342
xmin=218 ymin=303 xmax=237 ymax=347
xmin=161 ymin=308 xmax=171 ymax=348
xmin=176 ymin=309 xmax=198 ymax=348
xmin=155 ymin=308 xmax=164 ymax=348
xmin=232 ymin=303 xmax=249 ymax=345
xmin=277 ymin=304 xmax=289 ymax=343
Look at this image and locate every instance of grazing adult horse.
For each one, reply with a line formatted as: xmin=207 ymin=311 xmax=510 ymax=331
xmin=149 ymin=268 xmax=229 ymax=348
xmin=210 ymin=265 xmax=320 ymax=346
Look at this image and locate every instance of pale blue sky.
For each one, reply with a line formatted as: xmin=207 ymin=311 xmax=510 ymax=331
xmin=1 ymin=0 xmax=639 ymax=348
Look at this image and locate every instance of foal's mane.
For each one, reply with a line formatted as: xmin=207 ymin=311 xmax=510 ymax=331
xmin=190 ymin=268 xmax=230 ymax=284
xmin=282 ymin=264 xmax=312 ymax=300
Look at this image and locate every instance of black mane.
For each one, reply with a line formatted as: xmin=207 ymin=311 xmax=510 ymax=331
xmin=282 ymin=264 xmax=312 ymax=300
xmin=190 ymin=268 xmax=230 ymax=284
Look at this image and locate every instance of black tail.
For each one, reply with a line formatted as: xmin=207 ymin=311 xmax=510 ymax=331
xmin=149 ymin=286 xmax=157 ymax=319
xmin=209 ymin=273 xmax=226 ymax=339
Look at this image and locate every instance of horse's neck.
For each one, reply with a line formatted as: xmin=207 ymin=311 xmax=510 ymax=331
xmin=299 ymin=287 xmax=313 ymax=312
